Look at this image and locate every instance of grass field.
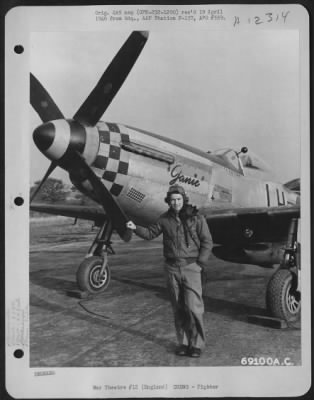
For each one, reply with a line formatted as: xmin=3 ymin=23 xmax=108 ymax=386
xmin=30 ymin=218 xmax=98 ymax=246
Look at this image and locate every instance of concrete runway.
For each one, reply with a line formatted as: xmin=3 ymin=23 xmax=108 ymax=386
xmin=30 ymin=219 xmax=301 ymax=367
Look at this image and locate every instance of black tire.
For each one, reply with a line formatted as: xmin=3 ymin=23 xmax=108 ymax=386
xmin=266 ymin=269 xmax=301 ymax=322
xmin=76 ymin=256 xmax=111 ymax=293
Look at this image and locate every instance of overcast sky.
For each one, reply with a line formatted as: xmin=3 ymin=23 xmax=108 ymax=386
xmin=30 ymin=29 xmax=300 ymax=184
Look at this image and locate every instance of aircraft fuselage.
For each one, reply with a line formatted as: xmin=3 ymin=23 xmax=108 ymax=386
xmin=57 ymin=120 xmax=299 ymax=226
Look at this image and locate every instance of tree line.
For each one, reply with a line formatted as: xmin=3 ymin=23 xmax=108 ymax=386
xmin=30 ymin=178 xmax=97 ymax=216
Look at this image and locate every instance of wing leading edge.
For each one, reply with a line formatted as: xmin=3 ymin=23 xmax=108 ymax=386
xmin=30 ymin=203 xmax=106 ymax=225
xmin=31 ymin=202 xmax=300 ymax=245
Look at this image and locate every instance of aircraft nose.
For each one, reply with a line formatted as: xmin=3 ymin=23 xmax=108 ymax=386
xmin=32 ymin=119 xmax=72 ymax=162
xmin=33 ymin=122 xmax=55 ymax=153
xmin=32 ymin=119 xmax=99 ymax=168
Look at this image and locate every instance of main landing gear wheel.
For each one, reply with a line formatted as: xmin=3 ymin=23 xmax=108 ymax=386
xmin=266 ymin=269 xmax=301 ymax=324
xmin=76 ymin=256 xmax=111 ymax=294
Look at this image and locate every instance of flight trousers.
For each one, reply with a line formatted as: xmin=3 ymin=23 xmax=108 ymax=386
xmin=164 ymin=260 xmax=205 ymax=349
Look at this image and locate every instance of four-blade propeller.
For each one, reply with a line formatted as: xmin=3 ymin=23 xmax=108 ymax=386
xmin=30 ymin=31 xmax=149 ymax=241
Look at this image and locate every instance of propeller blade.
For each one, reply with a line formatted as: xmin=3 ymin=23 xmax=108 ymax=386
xmin=73 ymin=31 xmax=149 ymax=126
xmin=30 ymin=162 xmax=57 ymax=203
xmin=72 ymin=152 xmax=132 ymax=241
xmin=30 ymin=73 xmax=64 ymax=122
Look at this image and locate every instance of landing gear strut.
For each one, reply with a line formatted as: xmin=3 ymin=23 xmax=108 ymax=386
xmin=266 ymin=218 xmax=301 ymax=323
xmin=76 ymin=219 xmax=114 ymax=293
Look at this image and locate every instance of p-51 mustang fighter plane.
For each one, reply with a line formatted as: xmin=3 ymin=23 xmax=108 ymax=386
xmin=30 ymin=31 xmax=301 ymax=324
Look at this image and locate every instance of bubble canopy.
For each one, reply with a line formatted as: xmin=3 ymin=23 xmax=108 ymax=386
xmin=239 ymin=152 xmax=271 ymax=172
xmin=212 ymin=148 xmax=271 ymax=174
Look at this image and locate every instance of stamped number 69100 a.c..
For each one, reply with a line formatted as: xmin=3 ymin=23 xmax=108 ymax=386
xmin=241 ymin=357 xmax=293 ymax=366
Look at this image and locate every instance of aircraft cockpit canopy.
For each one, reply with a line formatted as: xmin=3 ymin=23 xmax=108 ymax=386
xmin=212 ymin=148 xmax=243 ymax=173
xmin=212 ymin=148 xmax=271 ymax=176
xmin=239 ymin=152 xmax=271 ymax=172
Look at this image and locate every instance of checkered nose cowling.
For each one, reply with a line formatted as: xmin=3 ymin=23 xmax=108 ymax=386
xmin=32 ymin=118 xmax=99 ymax=169
xmin=91 ymin=122 xmax=130 ymax=197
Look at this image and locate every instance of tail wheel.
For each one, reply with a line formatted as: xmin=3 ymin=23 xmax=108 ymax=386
xmin=266 ymin=269 xmax=301 ymax=323
xmin=76 ymin=256 xmax=111 ymax=293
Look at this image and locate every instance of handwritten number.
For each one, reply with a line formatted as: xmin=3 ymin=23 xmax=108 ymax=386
xmin=254 ymin=16 xmax=263 ymax=25
xmin=233 ymin=10 xmax=289 ymax=27
xmin=282 ymin=11 xmax=290 ymax=23
xmin=266 ymin=13 xmax=272 ymax=22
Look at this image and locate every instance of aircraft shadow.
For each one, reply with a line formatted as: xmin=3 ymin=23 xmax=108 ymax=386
xmin=30 ymin=270 xmax=78 ymax=293
xmin=30 ymin=270 xmax=268 ymax=326
xmin=112 ymin=276 xmax=268 ymax=321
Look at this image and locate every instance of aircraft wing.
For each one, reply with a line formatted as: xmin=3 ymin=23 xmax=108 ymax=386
xmin=202 ymin=205 xmax=300 ymax=245
xmin=31 ymin=202 xmax=300 ymax=245
xmin=30 ymin=202 xmax=106 ymax=225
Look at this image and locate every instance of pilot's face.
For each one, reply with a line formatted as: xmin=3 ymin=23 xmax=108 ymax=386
xmin=169 ymin=193 xmax=184 ymax=213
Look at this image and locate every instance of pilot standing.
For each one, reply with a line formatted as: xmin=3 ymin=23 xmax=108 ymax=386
xmin=126 ymin=185 xmax=212 ymax=357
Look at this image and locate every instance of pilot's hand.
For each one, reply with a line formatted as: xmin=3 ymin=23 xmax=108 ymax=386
xmin=126 ymin=221 xmax=136 ymax=230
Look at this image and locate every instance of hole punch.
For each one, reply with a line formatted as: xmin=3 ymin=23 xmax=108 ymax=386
xmin=14 ymin=349 xmax=24 ymax=359
xmin=14 ymin=196 xmax=24 ymax=206
xmin=14 ymin=45 xmax=24 ymax=54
